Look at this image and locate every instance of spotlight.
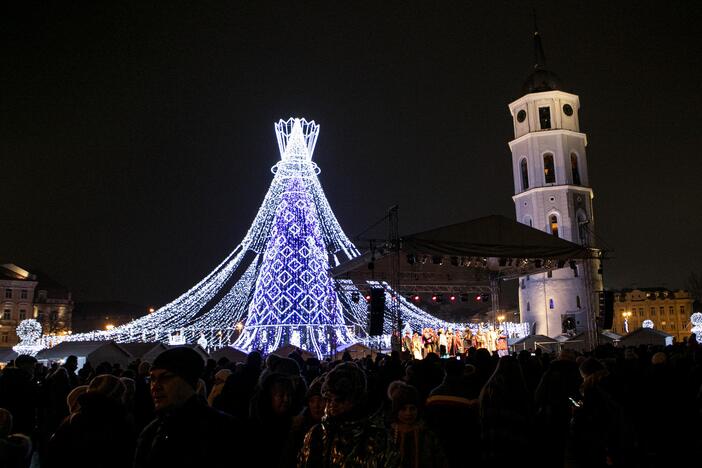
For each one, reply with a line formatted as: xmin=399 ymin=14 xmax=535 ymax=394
xmin=411 ymin=294 xmax=421 ymax=302
xmin=449 ymin=294 xmax=457 ymax=302
xmin=475 ymin=294 xmax=489 ymax=302
xmin=365 ymin=294 xmax=372 ymax=302
xmin=351 ymin=292 xmax=360 ymax=303
xmin=431 ymin=294 xmax=443 ymax=303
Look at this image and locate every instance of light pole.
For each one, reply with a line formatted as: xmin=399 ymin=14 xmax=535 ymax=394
xmin=622 ymin=311 xmax=632 ymax=334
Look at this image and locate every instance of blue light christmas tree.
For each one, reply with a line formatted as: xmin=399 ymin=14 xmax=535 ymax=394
xmin=235 ymin=174 xmax=352 ymax=356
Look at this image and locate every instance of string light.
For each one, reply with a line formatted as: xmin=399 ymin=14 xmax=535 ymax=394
xmin=25 ymin=117 xmax=530 ymax=358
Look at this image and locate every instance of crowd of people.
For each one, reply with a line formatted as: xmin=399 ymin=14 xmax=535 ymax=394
xmin=0 ymin=334 xmax=700 ymax=467
xmin=400 ymin=326 xmax=509 ymax=358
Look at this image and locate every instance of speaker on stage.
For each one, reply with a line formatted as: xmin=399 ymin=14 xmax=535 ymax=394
xmin=599 ymin=290 xmax=614 ymax=329
xmin=368 ymin=288 xmax=385 ymax=336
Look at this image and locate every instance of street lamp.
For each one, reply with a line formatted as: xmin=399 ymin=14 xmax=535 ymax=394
xmin=622 ymin=311 xmax=632 ymax=333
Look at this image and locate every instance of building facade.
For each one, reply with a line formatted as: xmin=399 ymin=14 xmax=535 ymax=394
xmin=509 ymin=30 xmax=603 ymax=338
xmin=611 ymin=288 xmax=694 ymax=343
xmin=0 ymin=264 xmax=73 ymax=347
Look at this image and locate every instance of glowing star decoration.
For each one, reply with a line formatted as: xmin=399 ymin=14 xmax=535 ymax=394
xmin=642 ymin=320 xmax=654 ymax=329
xmin=690 ymin=313 xmax=702 ymax=344
xmin=33 ymin=117 xmax=532 ymax=357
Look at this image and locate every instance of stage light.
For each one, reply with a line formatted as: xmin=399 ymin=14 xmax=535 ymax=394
xmin=449 ymin=295 xmax=457 ymax=302
xmin=412 ymin=294 xmax=421 ymax=302
xmin=365 ymin=294 xmax=372 ymax=302
xmin=431 ymin=293 xmax=443 ymax=303
xmin=475 ymin=294 xmax=482 ymax=302
xmin=351 ymin=292 xmax=360 ymax=303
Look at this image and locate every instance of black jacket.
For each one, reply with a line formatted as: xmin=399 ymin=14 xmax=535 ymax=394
xmin=134 ymin=396 xmax=241 ymax=468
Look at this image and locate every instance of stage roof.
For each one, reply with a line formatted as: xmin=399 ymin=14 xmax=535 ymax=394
xmin=333 ymin=215 xmax=598 ymax=293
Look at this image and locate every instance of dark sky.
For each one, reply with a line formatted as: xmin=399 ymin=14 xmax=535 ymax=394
xmin=2 ymin=1 xmax=701 ymax=307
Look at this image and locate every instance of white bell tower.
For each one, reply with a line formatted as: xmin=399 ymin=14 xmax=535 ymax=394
xmin=508 ymin=28 xmax=602 ymax=338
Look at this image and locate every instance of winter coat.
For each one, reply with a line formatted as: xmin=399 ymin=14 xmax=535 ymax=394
xmin=134 ymin=395 xmax=241 ymax=468
xmin=47 ymin=392 xmax=135 ymax=468
xmin=298 ymin=411 xmax=399 ymax=468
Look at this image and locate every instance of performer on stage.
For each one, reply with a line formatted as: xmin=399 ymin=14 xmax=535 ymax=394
xmin=412 ymin=332 xmax=423 ymax=360
xmin=438 ymin=328 xmax=448 ymax=357
xmin=422 ymin=328 xmax=433 ymax=357
xmin=402 ymin=329 xmax=413 ymax=356
xmin=476 ymin=327 xmax=487 ymax=349
xmin=487 ymin=326 xmax=498 ymax=354
xmin=496 ymin=329 xmax=508 ymax=357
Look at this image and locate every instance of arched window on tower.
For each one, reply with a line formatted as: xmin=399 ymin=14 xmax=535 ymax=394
xmin=520 ymin=158 xmax=529 ymax=190
xmin=543 ymin=153 xmax=555 ymax=183
xmin=571 ymin=153 xmax=581 ymax=185
xmin=523 ymin=215 xmax=533 ymax=227
xmin=549 ymin=214 xmax=559 ymax=237
xmin=576 ymin=295 xmax=581 ymax=308
xmin=549 ymin=298 xmax=555 ymax=309
xmin=527 ymin=302 xmax=530 ymax=312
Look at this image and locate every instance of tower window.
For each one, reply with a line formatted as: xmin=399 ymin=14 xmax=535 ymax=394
xmin=538 ymin=107 xmax=551 ymax=129
xmin=549 ymin=214 xmax=559 ymax=237
xmin=549 ymin=298 xmax=554 ymax=309
xmin=543 ymin=153 xmax=556 ymax=183
xmin=520 ymin=158 xmax=529 ymax=190
xmin=571 ymin=153 xmax=581 ymax=185
xmin=527 ymin=302 xmax=530 ymax=312
xmin=520 ymin=279 xmax=525 ymax=289
xmin=576 ymin=295 xmax=581 ymax=308
xmin=547 ymin=270 xmax=552 ymax=278
xmin=4 ymin=289 xmax=11 ymax=299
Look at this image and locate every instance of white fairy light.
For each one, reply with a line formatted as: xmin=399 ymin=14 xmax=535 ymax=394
xmin=36 ymin=117 xmax=530 ymax=357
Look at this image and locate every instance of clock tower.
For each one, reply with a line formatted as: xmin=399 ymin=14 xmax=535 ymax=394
xmin=508 ymin=28 xmax=603 ymax=338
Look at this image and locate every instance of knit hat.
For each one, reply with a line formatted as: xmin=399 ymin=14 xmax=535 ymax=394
xmin=88 ymin=374 xmax=126 ymax=402
xmin=152 ymin=347 xmax=205 ymax=389
xmin=67 ymin=385 xmax=89 ymax=413
xmin=306 ymin=375 xmax=324 ymax=400
xmin=389 ymin=382 xmax=419 ymax=416
xmin=322 ymin=362 xmax=367 ymax=405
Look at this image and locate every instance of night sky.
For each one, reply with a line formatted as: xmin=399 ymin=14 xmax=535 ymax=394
xmin=2 ymin=1 xmax=701 ymax=307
